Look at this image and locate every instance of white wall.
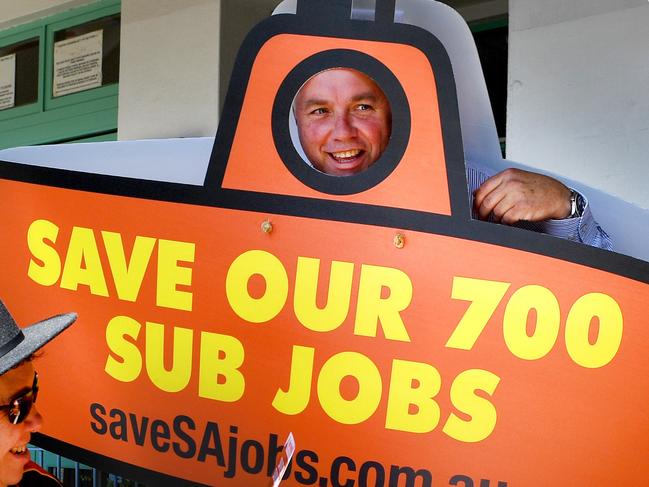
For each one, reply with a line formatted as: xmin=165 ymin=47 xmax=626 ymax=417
xmin=117 ymin=0 xmax=221 ymax=140
xmin=507 ymin=0 xmax=649 ymax=209
xmin=0 ymin=0 xmax=92 ymax=29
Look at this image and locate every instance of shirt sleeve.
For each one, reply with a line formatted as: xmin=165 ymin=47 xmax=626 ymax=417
xmin=18 ymin=461 xmax=63 ymax=486
xmin=466 ymin=162 xmax=613 ymax=250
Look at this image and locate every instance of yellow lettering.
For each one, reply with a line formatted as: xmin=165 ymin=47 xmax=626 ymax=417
xmin=102 ymin=231 xmax=156 ymax=302
xmin=145 ymin=322 xmax=193 ymax=393
xmin=446 ymin=277 xmax=510 ymax=350
xmin=104 ymin=315 xmax=143 ymax=382
xmin=317 ymin=351 xmax=382 ymax=424
xmin=385 ymin=359 xmax=441 ymax=433
xmin=443 ymin=369 xmax=500 ymax=443
xmin=354 ymin=264 xmax=412 ymax=342
xmin=272 ymin=345 xmax=315 ymax=415
xmin=565 ymin=293 xmax=623 ymax=368
xmin=503 ymin=285 xmax=560 ymax=360
xmin=226 ymin=250 xmax=288 ymax=323
xmin=156 ymin=239 xmax=195 ymax=311
xmin=27 ymin=219 xmax=61 ymax=287
xmin=294 ymin=257 xmax=353 ymax=332
xmin=60 ymin=226 xmax=108 ymax=296
xmin=198 ymin=332 xmax=245 ymax=402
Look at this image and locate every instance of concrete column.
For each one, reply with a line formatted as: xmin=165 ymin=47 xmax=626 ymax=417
xmin=118 ymin=0 xmax=221 ymax=140
xmin=507 ymin=0 xmax=649 ymax=208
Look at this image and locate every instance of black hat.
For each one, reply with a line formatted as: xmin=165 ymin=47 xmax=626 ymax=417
xmin=0 ymin=300 xmax=76 ymax=375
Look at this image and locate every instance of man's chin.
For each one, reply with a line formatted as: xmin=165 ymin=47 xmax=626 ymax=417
xmin=318 ymin=156 xmax=373 ymax=176
xmin=0 ymin=456 xmax=29 ymax=487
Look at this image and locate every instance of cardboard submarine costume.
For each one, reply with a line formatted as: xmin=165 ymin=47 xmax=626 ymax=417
xmin=1 ymin=0 xmax=649 ymax=485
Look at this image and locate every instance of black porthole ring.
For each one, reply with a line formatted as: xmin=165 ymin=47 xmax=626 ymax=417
xmin=271 ymin=49 xmax=411 ymax=195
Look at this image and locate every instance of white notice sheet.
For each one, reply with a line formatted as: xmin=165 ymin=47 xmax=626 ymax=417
xmin=53 ymin=30 xmax=103 ymax=97
xmin=0 ymin=53 xmax=16 ymax=110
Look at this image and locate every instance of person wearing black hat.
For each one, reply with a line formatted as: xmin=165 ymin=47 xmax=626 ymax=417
xmin=0 ymin=300 xmax=76 ymax=487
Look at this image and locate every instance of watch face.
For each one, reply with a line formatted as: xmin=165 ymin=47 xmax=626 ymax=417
xmin=569 ymin=190 xmax=584 ymax=218
xmin=575 ymin=191 xmax=586 ymax=216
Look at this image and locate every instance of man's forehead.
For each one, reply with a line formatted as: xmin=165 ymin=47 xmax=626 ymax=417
xmin=300 ymin=91 xmax=380 ymax=106
xmin=296 ymin=68 xmax=384 ymax=103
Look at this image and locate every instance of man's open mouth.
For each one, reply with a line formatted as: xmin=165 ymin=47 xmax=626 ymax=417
xmin=10 ymin=445 xmax=28 ymax=456
xmin=329 ymin=149 xmax=363 ymax=162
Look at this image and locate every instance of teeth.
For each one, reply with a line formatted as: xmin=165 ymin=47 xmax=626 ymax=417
xmin=10 ymin=446 xmax=26 ymax=454
xmin=331 ymin=149 xmax=360 ymax=159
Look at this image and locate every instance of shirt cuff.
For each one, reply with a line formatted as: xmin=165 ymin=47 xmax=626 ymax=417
xmin=517 ymin=192 xmax=612 ymax=250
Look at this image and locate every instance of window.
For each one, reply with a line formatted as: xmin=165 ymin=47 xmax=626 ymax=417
xmin=470 ymin=17 xmax=508 ymax=154
xmin=0 ymin=36 xmax=39 ymax=110
xmin=0 ymin=0 xmax=120 ymax=149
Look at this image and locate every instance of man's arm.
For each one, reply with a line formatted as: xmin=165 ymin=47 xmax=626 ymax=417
xmin=467 ymin=164 xmax=612 ymax=250
xmin=473 ymin=168 xmax=571 ymax=223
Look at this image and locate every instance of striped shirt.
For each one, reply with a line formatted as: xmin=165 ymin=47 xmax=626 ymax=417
xmin=466 ymin=163 xmax=612 ymax=250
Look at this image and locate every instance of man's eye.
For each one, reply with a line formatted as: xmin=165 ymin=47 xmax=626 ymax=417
xmin=310 ymin=108 xmax=328 ymax=115
xmin=356 ymin=104 xmax=373 ymax=111
xmin=9 ymin=403 xmax=19 ymax=417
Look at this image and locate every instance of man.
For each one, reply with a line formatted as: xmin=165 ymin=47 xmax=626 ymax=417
xmin=294 ymin=67 xmax=611 ymax=249
xmin=294 ymin=67 xmax=391 ymax=176
xmin=0 ymin=300 xmax=76 ymax=487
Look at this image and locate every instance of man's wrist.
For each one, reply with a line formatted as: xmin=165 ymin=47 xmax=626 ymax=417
xmin=567 ymin=189 xmax=584 ymax=218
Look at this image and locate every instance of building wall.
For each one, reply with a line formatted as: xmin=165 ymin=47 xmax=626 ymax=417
xmin=0 ymin=0 xmax=92 ymax=29
xmin=6 ymin=0 xmax=647 ymax=210
xmin=507 ymin=0 xmax=649 ymax=208
xmin=117 ymin=0 xmax=221 ymax=140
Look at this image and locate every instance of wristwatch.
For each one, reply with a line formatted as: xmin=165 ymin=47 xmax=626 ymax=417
xmin=568 ymin=189 xmax=584 ymax=218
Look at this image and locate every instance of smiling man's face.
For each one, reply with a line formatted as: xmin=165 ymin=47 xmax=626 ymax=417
xmin=294 ymin=68 xmax=391 ymax=176
xmin=0 ymin=362 xmax=42 ymax=487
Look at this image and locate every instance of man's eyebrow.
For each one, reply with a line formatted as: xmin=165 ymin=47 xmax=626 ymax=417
xmin=9 ymin=386 xmax=31 ymax=402
xmin=299 ymin=98 xmax=329 ymax=108
xmin=351 ymin=92 xmax=380 ymax=103
xmin=0 ymin=386 xmax=29 ymax=405
xmin=298 ymin=92 xmax=381 ymax=109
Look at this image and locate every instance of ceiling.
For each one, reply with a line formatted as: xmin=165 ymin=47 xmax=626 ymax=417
xmin=439 ymin=0 xmax=508 ymax=22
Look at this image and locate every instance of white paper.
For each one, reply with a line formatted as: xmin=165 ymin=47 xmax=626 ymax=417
xmin=0 ymin=53 xmax=16 ymax=110
xmin=53 ymin=30 xmax=103 ymax=97
xmin=271 ymin=432 xmax=295 ymax=487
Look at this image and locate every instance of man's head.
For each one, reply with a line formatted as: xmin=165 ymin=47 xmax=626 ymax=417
xmin=0 ymin=360 xmax=40 ymax=487
xmin=0 ymin=301 xmax=76 ymax=487
xmin=294 ymin=68 xmax=391 ymax=176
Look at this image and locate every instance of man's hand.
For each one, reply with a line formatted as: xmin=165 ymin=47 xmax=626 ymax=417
xmin=473 ymin=168 xmax=572 ymax=224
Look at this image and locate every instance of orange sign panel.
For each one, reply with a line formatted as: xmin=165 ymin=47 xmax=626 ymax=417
xmin=1 ymin=1 xmax=647 ymax=486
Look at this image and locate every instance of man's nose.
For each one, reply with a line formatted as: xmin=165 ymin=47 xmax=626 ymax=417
xmin=24 ymin=404 xmax=43 ymax=433
xmin=332 ymin=113 xmax=356 ymax=139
